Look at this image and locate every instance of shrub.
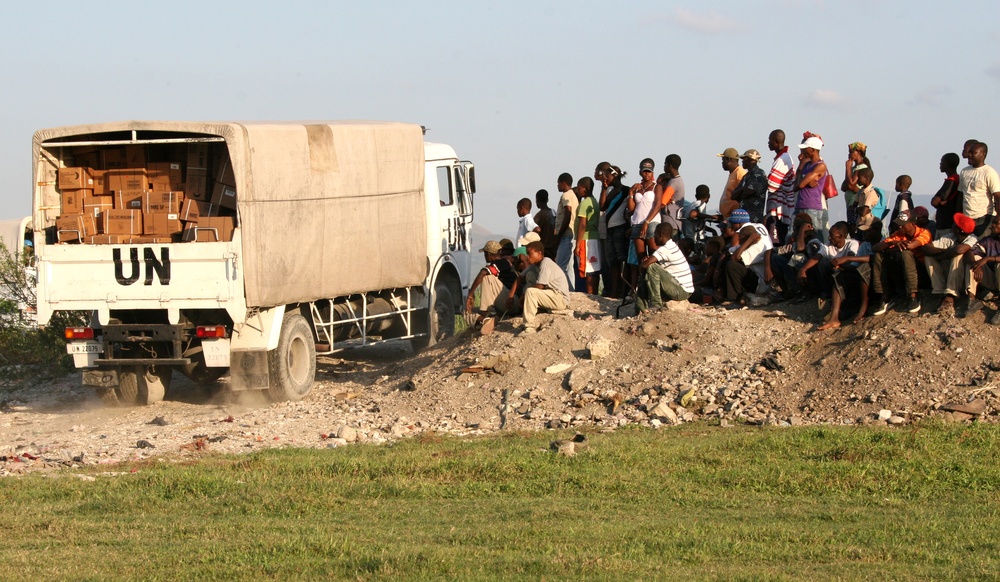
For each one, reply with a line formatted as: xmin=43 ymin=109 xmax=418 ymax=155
xmin=0 ymin=240 xmax=85 ymax=388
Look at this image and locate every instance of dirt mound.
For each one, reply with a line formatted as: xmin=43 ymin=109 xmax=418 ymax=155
xmin=2 ymin=294 xmax=998 ymax=475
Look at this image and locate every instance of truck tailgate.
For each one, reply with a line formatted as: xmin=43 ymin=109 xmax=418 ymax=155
xmin=37 ymin=237 xmax=246 ymax=325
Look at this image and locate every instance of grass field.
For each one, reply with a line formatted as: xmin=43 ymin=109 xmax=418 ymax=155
xmin=1 ymin=423 xmax=998 ymax=580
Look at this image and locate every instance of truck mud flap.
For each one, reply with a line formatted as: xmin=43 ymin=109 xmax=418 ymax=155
xmin=230 ymin=350 xmax=269 ymax=391
xmin=83 ymin=368 xmax=120 ymax=388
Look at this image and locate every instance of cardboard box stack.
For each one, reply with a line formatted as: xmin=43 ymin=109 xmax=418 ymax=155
xmin=55 ymin=145 xmax=237 ymax=244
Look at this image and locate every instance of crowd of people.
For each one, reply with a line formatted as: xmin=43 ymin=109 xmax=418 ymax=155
xmin=466 ymin=130 xmax=1000 ymax=334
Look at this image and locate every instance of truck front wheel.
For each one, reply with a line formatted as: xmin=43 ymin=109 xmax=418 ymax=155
xmin=412 ymin=283 xmax=455 ymax=351
xmin=267 ymin=313 xmax=316 ymax=402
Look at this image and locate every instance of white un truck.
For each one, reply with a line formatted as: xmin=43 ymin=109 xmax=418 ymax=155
xmin=33 ymin=121 xmax=475 ymax=405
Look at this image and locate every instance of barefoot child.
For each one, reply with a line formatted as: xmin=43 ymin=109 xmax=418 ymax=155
xmin=818 ymin=222 xmax=883 ymax=329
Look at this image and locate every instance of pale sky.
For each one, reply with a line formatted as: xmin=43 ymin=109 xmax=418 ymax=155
xmin=3 ymin=1 xmax=999 ymax=238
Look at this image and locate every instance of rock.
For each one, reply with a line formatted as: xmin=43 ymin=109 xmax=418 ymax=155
xmin=545 ymin=363 xmax=573 ymax=374
xmin=546 ymin=419 xmax=563 ymax=429
xmin=877 ymin=409 xmax=892 ymax=421
xmin=587 ymin=337 xmax=612 ymax=360
xmin=464 ymin=417 xmax=485 ymax=429
xmin=941 ymin=400 xmax=987 ymax=415
xmin=665 ymin=300 xmax=691 ymax=311
xmin=720 ymin=419 xmax=731 ymax=428
xmin=148 ymin=416 xmax=169 ymax=426
xmin=335 ymin=425 xmax=358 ymax=442
xmin=944 ymin=411 xmax=976 ymax=422
xmin=649 ymin=400 xmax=678 ymax=423
xmin=516 ymin=403 xmax=531 ymax=415
xmin=560 ymin=413 xmax=572 ymax=423
xmin=888 ymin=416 xmax=906 ymax=425
xmin=567 ymin=367 xmax=592 ymax=392
xmin=789 ymin=416 xmax=803 ymax=426
xmin=325 ymin=438 xmax=348 ymax=447
xmin=136 ymin=440 xmax=155 ymax=449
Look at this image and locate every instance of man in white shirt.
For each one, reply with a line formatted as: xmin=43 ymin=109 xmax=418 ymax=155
xmin=637 ymin=223 xmax=694 ymax=311
xmin=959 ymin=142 xmax=1000 ymax=237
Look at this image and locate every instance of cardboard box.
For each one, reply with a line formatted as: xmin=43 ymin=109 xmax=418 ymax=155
xmin=103 ymin=148 xmax=127 ymax=169
xmin=185 ymin=169 xmax=209 ymax=200
xmin=102 ymin=209 xmax=143 ymax=235
xmin=85 ymin=234 xmax=125 ymax=244
xmin=210 ymin=182 xmax=237 ymax=209
xmin=179 ymin=199 xmax=217 ymax=222
xmin=126 ymin=236 xmax=173 ymax=244
xmin=147 ymin=162 xmax=183 ymax=190
xmin=74 ymin=150 xmax=102 ymax=170
xmin=106 ymin=168 xmax=147 ymax=192
xmin=61 ymin=189 xmax=89 ymax=214
xmin=143 ymin=191 xmax=184 ymax=213
xmin=187 ymin=144 xmax=209 ymax=172
xmin=58 ymin=167 xmax=95 ymax=190
xmin=216 ymin=159 xmax=236 ymax=186
xmin=91 ymin=169 xmax=110 ymax=195
xmin=114 ymin=190 xmax=146 ymax=211
xmin=182 ymin=215 xmax=234 ymax=242
xmin=56 ymin=214 xmax=98 ymax=243
xmin=125 ymin=145 xmax=146 ymax=167
xmin=83 ymin=195 xmax=114 ymax=220
xmin=143 ymin=212 xmax=182 ymax=236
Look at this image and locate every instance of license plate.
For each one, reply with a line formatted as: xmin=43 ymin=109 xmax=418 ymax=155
xmin=67 ymin=341 xmax=103 ymax=354
xmin=202 ymin=338 xmax=231 ymax=367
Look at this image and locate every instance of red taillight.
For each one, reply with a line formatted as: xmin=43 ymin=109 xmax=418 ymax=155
xmin=196 ymin=325 xmax=228 ymax=339
xmin=65 ymin=327 xmax=95 ymax=340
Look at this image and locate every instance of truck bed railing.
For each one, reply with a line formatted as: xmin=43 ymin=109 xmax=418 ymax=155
xmin=309 ymin=288 xmax=422 ymax=355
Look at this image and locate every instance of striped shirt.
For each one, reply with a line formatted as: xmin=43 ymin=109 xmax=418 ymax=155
xmin=766 ymin=148 xmax=797 ymax=224
xmin=652 ymin=240 xmax=694 ymax=292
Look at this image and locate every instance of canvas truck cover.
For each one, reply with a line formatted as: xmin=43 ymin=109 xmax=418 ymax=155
xmin=33 ymin=121 xmax=428 ymax=308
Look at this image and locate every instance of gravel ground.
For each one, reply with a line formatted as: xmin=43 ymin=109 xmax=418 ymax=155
xmin=2 ymin=292 xmax=998 ymax=475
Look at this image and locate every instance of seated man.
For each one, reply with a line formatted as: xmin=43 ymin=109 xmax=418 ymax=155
xmin=718 ymin=209 xmax=771 ymax=303
xmin=518 ymin=241 xmax=571 ymax=333
xmin=767 ymin=212 xmax=820 ymax=301
xmin=637 ymin=223 xmax=694 ymax=311
xmin=797 ymin=221 xmax=858 ymax=301
xmin=923 ymin=212 xmax=977 ymax=314
xmin=872 ymin=214 xmax=933 ymax=315
xmin=819 ymin=223 xmax=883 ymax=329
xmin=964 ymin=216 xmax=1000 ymax=323
xmin=465 ymin=240 xmax=519 ymax=334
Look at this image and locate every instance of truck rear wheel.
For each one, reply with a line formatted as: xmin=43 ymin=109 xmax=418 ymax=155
xmin=267 ymin=313 xmax=316 ymax=402
xmin=412 ymin=283 xmax=455 ymax=351
xmin=115 ymin=365 xmax=172 ymax=406
xmin=180 ymin=346 xmax=228 ymax=384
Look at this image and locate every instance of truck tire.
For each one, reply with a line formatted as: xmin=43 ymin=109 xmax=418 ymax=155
xmin=267 ymin=313 xmax=316 ymax=402
xmin=117 ymin=366 xmax=142 ymax=405
xmin=115 ymin=365 xmax=172 ymax=406
xmin=412 ymin=283 xmax=455 ymax=351
xmin=180 ymin=346 xmax=228 ymax=384
xmin=97 ymin=388 xmax=121 ymax=406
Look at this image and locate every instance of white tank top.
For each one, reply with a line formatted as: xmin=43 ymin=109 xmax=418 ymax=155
xmin=631 ymin=183 xmax=657 ymax=226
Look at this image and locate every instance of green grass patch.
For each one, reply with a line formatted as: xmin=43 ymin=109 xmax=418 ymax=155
xmin=1 ymin=424 xmax=998 ymax=580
